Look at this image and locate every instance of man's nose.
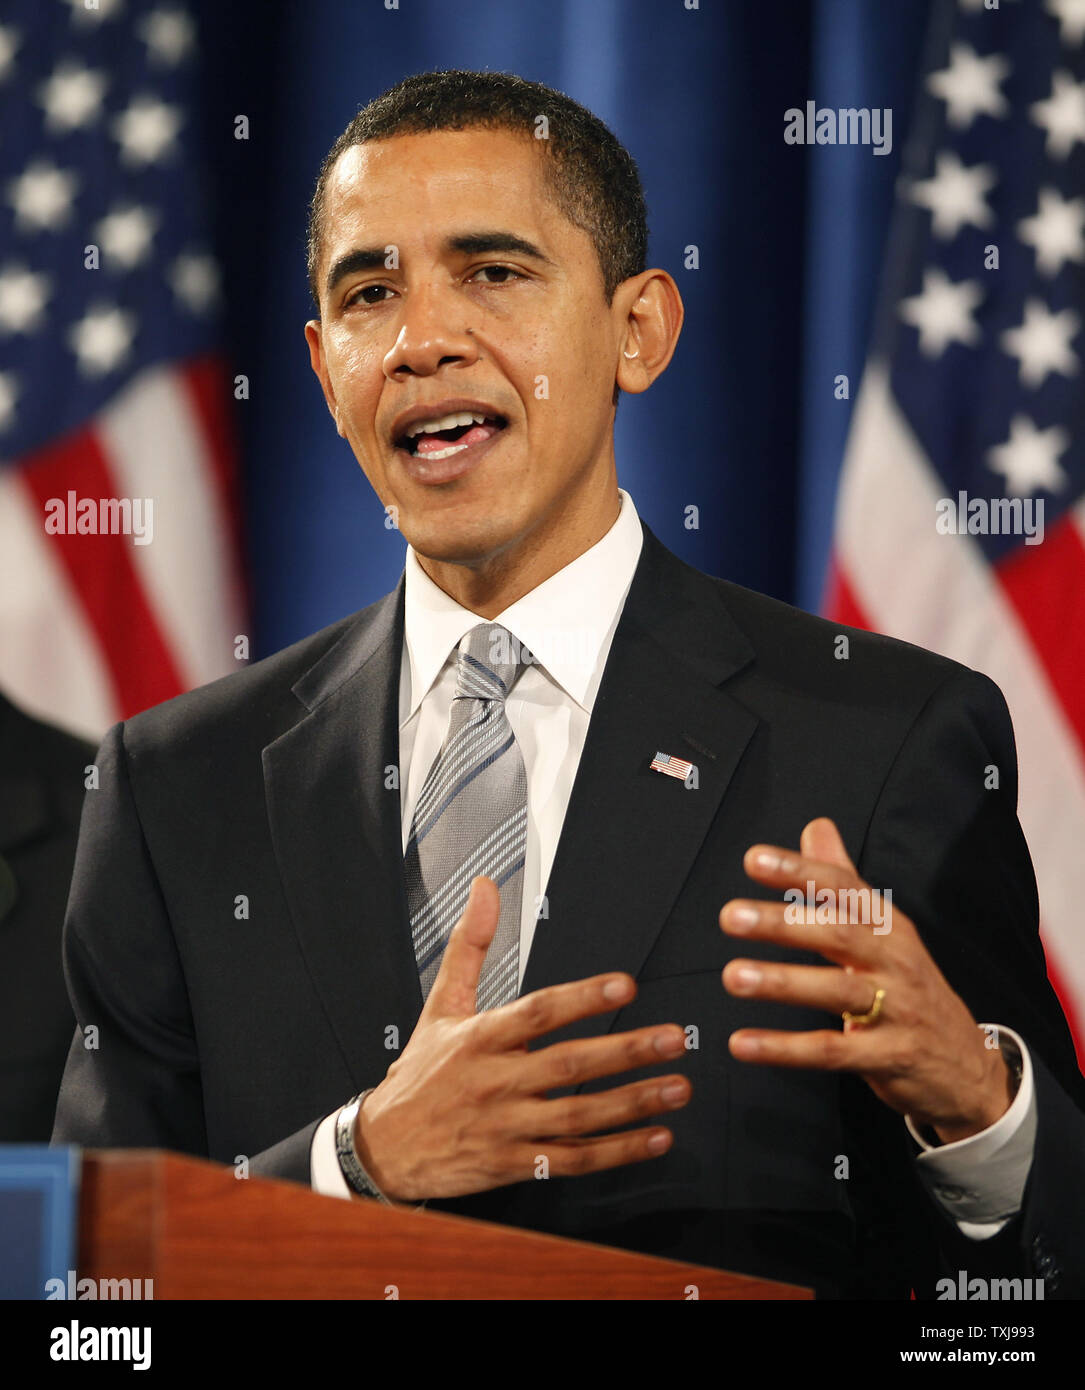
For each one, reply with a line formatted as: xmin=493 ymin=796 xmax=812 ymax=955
xmin=382 ymin=283 xmax=479 ymax=378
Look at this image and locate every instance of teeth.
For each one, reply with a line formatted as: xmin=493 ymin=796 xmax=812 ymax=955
xmin=416 ymin=442 xmax=471 ymax=461
xmin=404 ymin=410 xmax=488 ymax=439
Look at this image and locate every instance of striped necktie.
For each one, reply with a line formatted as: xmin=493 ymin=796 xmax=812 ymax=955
xmin=405 ymin=622 xmax=528 ymax=1011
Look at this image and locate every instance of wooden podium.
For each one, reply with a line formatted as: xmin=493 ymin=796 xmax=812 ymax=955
xmin=77 ymin=1150 xmax=811 ymax=1299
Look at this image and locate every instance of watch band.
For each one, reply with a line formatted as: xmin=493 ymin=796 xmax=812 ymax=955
xmin=335 ymin=1089 xmax=393 ymax=1202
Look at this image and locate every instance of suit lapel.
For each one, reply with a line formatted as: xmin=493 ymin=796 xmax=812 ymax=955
xmin=262 ymin=579 xmax=421 ymax=1091
xmin=520 ymin=524 xmax=759 ymax=1043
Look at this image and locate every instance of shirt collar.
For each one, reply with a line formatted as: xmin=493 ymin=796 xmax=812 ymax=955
xmin=401 ymin=488 xmax=643 ymax=723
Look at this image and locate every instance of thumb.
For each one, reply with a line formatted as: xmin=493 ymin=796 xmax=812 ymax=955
xmin=800 ymin=817 xmax=857 ymax=874
xmin=421 ymin=876 xmax=501 ymax=1019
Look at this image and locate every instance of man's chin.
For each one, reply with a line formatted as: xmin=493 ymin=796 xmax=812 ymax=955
xmin=399 ymin=515 xmax=522 ymax=569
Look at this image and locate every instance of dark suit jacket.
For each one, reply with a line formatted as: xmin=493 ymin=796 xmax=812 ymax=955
xmin=0 ymin=694 xmax=95 ymax=1141
xmin=52 ymin=524 xmax=1085 ymax=1296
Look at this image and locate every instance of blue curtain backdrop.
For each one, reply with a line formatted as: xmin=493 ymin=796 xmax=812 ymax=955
xmin=194 ymin=0 xmax=934 ymax=658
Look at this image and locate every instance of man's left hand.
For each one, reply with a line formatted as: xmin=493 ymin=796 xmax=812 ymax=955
xmin=720 ymin=818 xmax=1017 ymax=1144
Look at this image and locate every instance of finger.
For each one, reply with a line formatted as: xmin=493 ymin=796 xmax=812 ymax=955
xmin=742 ymin=844 xmax=862 ymax=895
xmin=719 ymin=897 xmax=882 ymax=967
xmin=723 ymin=958 xmax=877 ymax=1015
xmin=515 ymin=1021 xmax=689 ymax=1092
xmin=513 ymin=1125 xmax=675 ymax=1179
xmin=422 ymin=876 xmax=500 ymax=1019
xmin=478 ymin=971 xmax=641 ymax=1049
xmin=799 ymin=817 xmax=857 ymax=874
xmin=728 ymin=1026 xmax=886 ymax=1070
xmin=524 ymin=1073 xmax=692 ymax=1137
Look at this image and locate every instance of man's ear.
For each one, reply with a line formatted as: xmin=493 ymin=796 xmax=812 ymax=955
xmin=305 ymin=318 xmax=344 ymax=436
xmin=614 ymin=269 xmax=684 ymax=396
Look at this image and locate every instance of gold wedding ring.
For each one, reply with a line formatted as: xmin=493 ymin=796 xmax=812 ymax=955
xmin=842 ymin=986 xmax=886 ymax=1027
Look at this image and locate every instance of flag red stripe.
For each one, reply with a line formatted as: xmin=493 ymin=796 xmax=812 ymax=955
xmin=1047 ymin=953 xmax=1085 ymax=1076
xmin=181 ymin=357 xmax=245 ymax=546
xmin=822 ymin=553 xmax=872 ymax=630
xmin=995 ymin=514 xmax=1085 ymax=758
xmin=180 ymin=355 xmax=250 ymax=619
xmin=20 ymin=429 xmax=186 ymax=719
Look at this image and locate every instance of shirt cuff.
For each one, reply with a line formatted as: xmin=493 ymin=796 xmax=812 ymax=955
xmin=906 ymin=1024 xmax=1035 ymax=1238
xmin=311 ymin=1108 xmax=353 ymax=1199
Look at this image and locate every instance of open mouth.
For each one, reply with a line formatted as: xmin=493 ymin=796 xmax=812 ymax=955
xmin=394 ymin=411 xmax=507 ymax=460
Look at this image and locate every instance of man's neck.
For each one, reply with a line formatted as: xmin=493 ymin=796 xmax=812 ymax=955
xmin=416 ymin=488 xmax=622 ymax=618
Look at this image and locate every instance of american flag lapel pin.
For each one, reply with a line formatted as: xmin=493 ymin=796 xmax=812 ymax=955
xmin=650 ymin=751 xmax=694 ymax=782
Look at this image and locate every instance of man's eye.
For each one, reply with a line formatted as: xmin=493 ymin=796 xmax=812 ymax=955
xmin=470 ymin=265 xmax=523 ymax=284
xmin=347 ymin=284 xmax=393 ymax=307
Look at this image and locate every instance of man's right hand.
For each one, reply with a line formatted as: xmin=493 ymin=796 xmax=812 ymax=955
xmin=354 ymin=875 xmax=691 ymax=1202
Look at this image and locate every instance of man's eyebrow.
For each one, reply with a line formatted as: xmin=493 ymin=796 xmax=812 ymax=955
xmin=324 ymin=231 xmax=555 ymax=302
xmin=445 ymin=231 xmax=554 ymax=263
xmin=325 ymin=246 xmax=388 ymax=300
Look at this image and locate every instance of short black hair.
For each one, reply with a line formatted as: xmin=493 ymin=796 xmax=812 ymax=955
xmin=306 ymin=69 xmax=648 ymax=312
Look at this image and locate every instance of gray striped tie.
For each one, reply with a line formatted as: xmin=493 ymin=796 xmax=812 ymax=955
xmin=405 ymin=623 xmax=528 ymax=1011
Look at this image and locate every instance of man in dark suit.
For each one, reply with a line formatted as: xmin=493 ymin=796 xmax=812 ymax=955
xmin=54 ymin=70 xmax=1085 ymax=1297
xmin=0 ymin=691 xmax=94 ymax=1141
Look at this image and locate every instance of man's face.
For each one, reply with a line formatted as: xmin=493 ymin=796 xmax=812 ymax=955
xmin=306 ymin=128 xmax=628 ymax=573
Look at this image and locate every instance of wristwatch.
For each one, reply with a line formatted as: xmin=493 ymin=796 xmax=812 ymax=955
xmin=335 ymin=1089 xmax=393 ymax=1202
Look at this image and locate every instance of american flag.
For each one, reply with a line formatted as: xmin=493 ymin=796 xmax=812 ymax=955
xmin=826 ymin=0 xmax=1085 ymax=1064
xmin=650 ymin=751 xmax=694 ymax=783
xmin=0 ymin=0 xmax=245 ymax=741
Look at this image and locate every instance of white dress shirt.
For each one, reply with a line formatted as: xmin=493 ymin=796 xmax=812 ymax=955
xmin=311 ymin=489 xmax=1037 ymax=1238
